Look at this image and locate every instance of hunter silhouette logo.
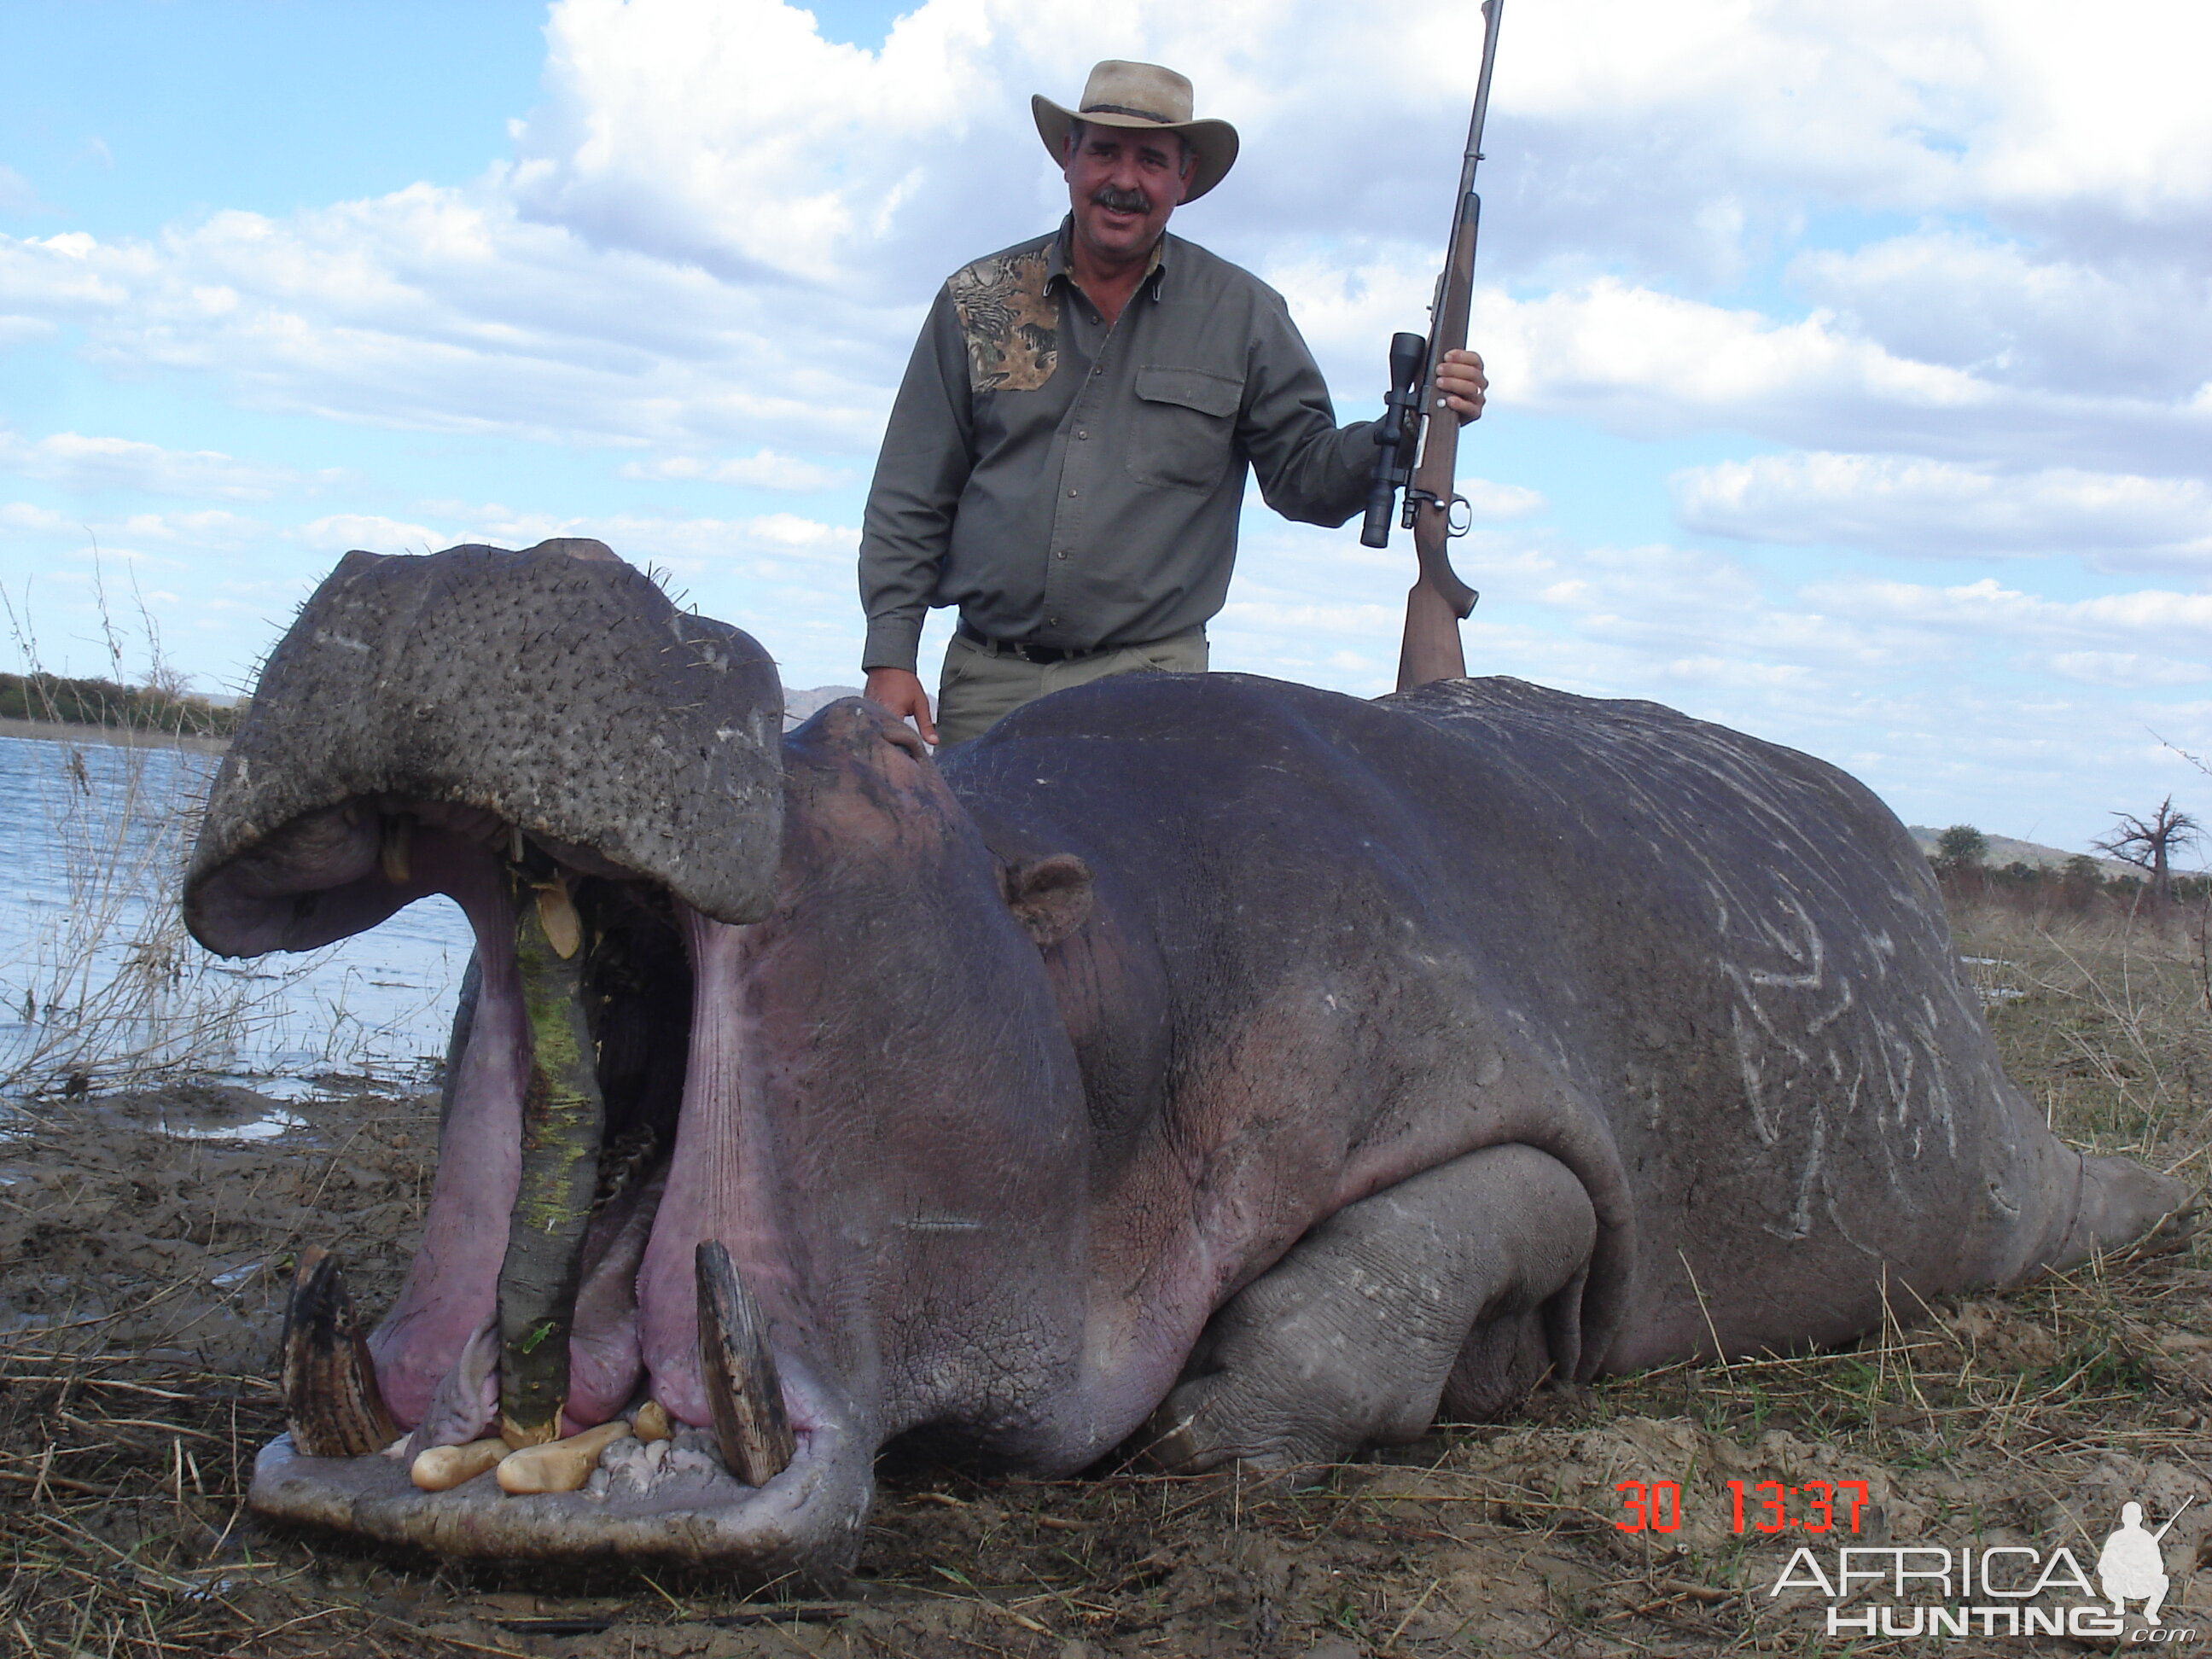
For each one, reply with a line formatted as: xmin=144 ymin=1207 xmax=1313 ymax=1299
xmin=2100 ymin=1498 xmax=2192 ymax=1623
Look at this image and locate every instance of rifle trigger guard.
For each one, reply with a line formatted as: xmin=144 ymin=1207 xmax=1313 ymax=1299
xmin=1406 ymin=490 xmax=1476 ymax=538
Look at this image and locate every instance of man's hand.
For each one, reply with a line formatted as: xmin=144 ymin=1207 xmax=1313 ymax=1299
xmin=863 ymin=667 xmax=939 ymax=747
xmin=1436 ymin=348 xmax=1487 ymax=422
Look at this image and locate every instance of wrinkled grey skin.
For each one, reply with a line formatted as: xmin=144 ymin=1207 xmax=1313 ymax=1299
xmin=183 ymin=547 xmax=2187 ymax=1582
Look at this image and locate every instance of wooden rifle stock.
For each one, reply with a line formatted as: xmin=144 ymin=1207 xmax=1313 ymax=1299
xmin=1362 ymin=0 xmax=1505 ymax=691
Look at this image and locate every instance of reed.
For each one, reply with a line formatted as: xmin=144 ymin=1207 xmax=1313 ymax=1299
xmin=1 ymin=579 xmax=315 ymax=1098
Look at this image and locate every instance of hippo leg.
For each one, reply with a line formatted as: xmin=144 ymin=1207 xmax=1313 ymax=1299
xmin=1139 ymin=1145 xmax=1595 ymax=1472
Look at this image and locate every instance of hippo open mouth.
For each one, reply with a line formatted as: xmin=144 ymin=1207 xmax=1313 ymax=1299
xmin=181 ymin=543 xmax=869 ymax=1577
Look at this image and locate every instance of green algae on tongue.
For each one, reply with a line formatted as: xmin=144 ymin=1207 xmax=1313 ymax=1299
xmin=496 ymin=867 xmax=607 ymax=1446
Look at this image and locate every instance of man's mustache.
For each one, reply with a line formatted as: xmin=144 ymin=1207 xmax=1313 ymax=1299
xmin=1091 ymin=186 xmax=1150 ymax=215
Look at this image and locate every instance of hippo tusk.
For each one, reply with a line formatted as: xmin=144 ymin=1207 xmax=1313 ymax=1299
xmin=281 ymin=1248 xmax=399 ymax=1458
xmin=632 ymin=1398 xmax=673 ymax=1442
xmin=379 ymin=812 xmax=415 ymax=884
xmin=696 ymin=1240 xmax=796 ymax=1487
xmin=495 ymin=1418 xmax=632 ymax=1494
xmin=410 ymin=1435 xmax=511 ymax=1492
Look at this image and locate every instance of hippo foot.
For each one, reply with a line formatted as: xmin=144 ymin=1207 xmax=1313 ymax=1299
xmin=1136 ymin=1146 xmax=1598 ymax=1473
xmin=249 ymin=1423 xmax=869 ymax=1585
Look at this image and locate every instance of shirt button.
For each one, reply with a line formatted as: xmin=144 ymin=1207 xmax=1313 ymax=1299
xmin=1076 ymin=430 xmax=1088 ymax=439
xmin=1048 ymin=616 xmax=1060 ymax=626
xmin=1056 ymin=550 xmax=1068 ymax=560
xmin=1091 ymin=366 xmax=1102 ymax=376
xmin=1068 ymin=488 xmax=1079 ymax=498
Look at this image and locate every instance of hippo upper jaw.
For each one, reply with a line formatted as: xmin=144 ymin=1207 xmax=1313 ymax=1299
xmin=183 ymin=540 xmax=785 ymax=951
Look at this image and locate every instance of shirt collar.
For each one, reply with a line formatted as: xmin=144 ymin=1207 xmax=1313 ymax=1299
xmin=1048 ymin=217 xmax=1171 ymax=302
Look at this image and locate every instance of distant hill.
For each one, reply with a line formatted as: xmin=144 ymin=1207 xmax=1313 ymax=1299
xmin=1905 ymin=826 xmax=2151 ymax=877
xmin=784 ymin=685 xmax=863 ymax=726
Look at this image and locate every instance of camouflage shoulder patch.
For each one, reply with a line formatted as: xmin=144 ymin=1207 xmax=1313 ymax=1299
xmin=947 ymin=246 xmax=1059 ymax=394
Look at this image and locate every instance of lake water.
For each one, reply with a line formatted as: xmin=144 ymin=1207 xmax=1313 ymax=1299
xmin=0 ymin=732 xmax=474 ymax=1099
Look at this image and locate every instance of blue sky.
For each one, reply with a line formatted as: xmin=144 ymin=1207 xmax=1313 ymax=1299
xmin=2 ymin=0 xmax=2208 ymax=852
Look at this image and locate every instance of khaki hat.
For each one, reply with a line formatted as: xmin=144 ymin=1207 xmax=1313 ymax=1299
xmin=1032 ymin=61 xmax=1239 ymax=203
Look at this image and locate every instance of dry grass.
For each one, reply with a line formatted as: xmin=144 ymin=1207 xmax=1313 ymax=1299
xmin=2 ymin=899 xmax=2209 ymax=1656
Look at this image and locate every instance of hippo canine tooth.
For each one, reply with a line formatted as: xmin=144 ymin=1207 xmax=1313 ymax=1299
xmin=534 ymin=877 xmax=583 ymax=960
xmin=280 ymin=1248 xmax=399 ymax=1458
xmin=495 ymin=1418 xmax=632 ymax=1494
xmin=378 ymin=812 xmax=414 ymax=884
xmin=696 ymin=1241 xmax=796 ymax=1487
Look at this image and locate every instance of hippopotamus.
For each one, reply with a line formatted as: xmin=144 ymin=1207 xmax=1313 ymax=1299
xmin=182 ymin=540 xmax=2185 ymax=1581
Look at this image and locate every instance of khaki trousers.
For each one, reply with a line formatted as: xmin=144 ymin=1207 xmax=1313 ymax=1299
xmin=935 ymin=628 xmax=1208 ymax=748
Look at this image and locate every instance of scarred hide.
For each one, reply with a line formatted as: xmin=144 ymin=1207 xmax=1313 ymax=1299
xmin=185 ymin=557 xmax=2188 ymax=1584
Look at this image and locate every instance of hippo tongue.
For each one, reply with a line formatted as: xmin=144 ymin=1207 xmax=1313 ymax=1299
xmin=361 ymin=846 xmax=635 ymax=1441
xmin=496 ymin=865 xmax=608 ymax=1445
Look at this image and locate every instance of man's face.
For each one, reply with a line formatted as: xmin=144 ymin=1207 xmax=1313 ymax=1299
xmin=1064 ymin=124 xmax=1190 ymax=268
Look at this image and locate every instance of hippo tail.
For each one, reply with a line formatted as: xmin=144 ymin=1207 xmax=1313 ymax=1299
xmin=2003 ymin=1144 xmax=2196 ymax=1284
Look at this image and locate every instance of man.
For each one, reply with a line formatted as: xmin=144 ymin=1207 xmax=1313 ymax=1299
xmin=859 ymin=60 xmax=1487 ymax=746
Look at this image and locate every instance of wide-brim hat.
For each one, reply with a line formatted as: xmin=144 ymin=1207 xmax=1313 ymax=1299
xmin=1032 ymin=60 xmax=1239 ymax=203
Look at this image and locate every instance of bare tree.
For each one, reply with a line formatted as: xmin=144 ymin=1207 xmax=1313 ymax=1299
xmin=2093 ymin=796 xmax=2201 ymax=905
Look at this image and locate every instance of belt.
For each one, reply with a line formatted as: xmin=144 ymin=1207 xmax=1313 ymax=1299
xmin=955 ymin=622 xmax=1092 ymax=666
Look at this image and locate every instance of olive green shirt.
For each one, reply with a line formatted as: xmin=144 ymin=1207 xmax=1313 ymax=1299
xmin=859 ymin=221 xmax=1377 ymax=673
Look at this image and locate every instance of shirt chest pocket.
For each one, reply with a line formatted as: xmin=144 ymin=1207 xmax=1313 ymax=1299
xmin=1127 ymin=365 xmax=1244 ymax=494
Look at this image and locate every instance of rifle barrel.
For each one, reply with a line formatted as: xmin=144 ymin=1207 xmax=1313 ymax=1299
xmin=1460 ymin=0 xmax=1505 ymax=199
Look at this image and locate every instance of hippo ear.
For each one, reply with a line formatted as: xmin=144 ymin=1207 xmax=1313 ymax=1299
xmin=999 ymin=853 xmax=1094 ymax=948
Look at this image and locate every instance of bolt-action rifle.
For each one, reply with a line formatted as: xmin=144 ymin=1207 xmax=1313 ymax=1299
xmin=1362 ymin=0 xmax=1505 ymax=690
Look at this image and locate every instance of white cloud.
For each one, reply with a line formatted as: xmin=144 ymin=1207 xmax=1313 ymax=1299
xmin=0 ymin=199 xmax=901 ymax=455
xmin=295 ymin=513 xmax=446 ymax=556
xmin=1 ymin=502 xmax=69 ymax=532
xmin=0 ymin=430 xmax=306 ymax=499
xmin=1 ymin=0 xmax=2208 ymax=846
xmin=1458 ymin=478 xmax=1545 ymax=520
xmin=1674 ymin=453 xmax=2212 ymax=568
xmin=2046 ymin=652 xmax=2211 ymax=689
xmin=1792 ymin=233 xmax=2212 ymax=404
xmin=0 ymin=0 xmax=2200 ymax=482
xmin=1805 ymin=575 xmax=2212 ymax=662
xmin=618 ymin=450 xmax=848 ymax=490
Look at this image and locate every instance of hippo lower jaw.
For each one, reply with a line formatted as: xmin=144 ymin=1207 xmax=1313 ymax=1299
xmin=190 ymin=796 xmax=866 ymax=1577
xmin=250 ymin=1356 xmax=871 ymax=1575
